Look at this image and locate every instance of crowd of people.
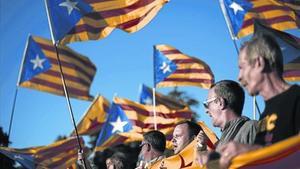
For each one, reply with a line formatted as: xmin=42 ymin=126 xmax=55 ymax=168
xmin=79 ymin=33 xmax=299 ymax=169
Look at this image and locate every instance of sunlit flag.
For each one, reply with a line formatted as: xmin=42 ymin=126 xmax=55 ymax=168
xmin=95 ymin=97 xmax=192 ymax=151
xmin=18 ymin=35 xmax=96 ymax=100
xmin=0 ymin=147 xmax=36 ymax=169
xmin=154 ymin=44 xmax=214 ymax=89
xmin=254 ymin=20 xmax=300 ymax=82
xmin=229 ymin=135 xmax=300 ymax=168
xmin=45 ymin=0 xmax=169 ymax=44
xmin=139 ymin=84 xmax=186 ymax=109
xmin=149 ymin=121 xmax=219 ymax=169
xmin=220 ymin=0 xmax=299 ymax=39
xmin=71 ymin=95 xmax=110 ymax=136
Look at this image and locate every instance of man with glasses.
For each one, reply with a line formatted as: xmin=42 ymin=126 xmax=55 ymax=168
xmin=135 ymin=130 xmax=166 ymax=169
xmin=196 ymin=80 xmax=257 ymax=166
xmin=218 ymin=34 xmax=300 ymax=168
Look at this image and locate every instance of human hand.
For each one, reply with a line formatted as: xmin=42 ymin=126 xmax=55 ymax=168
xmin=196 ymin=130 xmax=208 ymax=151
xmin=218 ymin=142 xmax=259 ymax=169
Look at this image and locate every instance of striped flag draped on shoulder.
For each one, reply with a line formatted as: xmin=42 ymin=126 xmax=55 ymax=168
xmin=45 ymin=0 xmax=169 ymax=44
xmin=221 ymin=0 xmax=300 ymax=39
xmin=72 ymin=95 xmax=110 ymax=136
xmin=18 ymin=35 xmax=96 ymax=100
xmin=154 ymin=44 xmax=214 ymax=89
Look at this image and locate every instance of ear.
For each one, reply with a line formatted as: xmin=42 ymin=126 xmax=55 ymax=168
xmin=254 ymin=56 xmax=265 ymax=72
xmin=218 ymin=98 xmax=227 ymax=110
xmin=146 ymin=144 xmax=151 ymax=152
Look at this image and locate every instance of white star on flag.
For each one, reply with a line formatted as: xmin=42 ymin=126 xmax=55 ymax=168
xmin=144 ymin=96 xmax=153 ymax=105
xmin=160 ymin=62 xmax=171 ymax=74
xmin=110 ymin=116 xmax=128 ymax=133
xmin=229 ymin=2 xmax=244 ymax=15
xmin=59 ymin=0 xmax=79 ymax=15
xmin=30 ymin=55 xmax=46 ymax=70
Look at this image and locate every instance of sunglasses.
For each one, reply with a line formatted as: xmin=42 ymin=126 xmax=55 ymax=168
xmin=203 ymin=96 xmax=218 ymax=109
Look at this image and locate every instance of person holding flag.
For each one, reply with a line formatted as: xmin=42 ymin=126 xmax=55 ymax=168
xmin=218 ymin=34 xmax=300 ymax=168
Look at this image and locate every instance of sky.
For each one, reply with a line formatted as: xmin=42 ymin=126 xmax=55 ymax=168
xmin=0 ymin=0 xmax=299 ymax=149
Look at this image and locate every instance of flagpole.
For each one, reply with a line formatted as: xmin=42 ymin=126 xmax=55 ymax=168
xmin=44 ymin=0 xmax=87 ymax=168
xmin=8 ymin=35 xmax=32 ymax=144
xmin=153 ymin=45 xmax=158 ymax=130
xmin=54 ymin=42 xmax=87 ymax=169
xmin=219 ymin=0 xmax=259 ymax=120
xmin=7 ymin=88 xmax=19 ymax=143
xmin=152 ymin=88 xmax=158 ymax=130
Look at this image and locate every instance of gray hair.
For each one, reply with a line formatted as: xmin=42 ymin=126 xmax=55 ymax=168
xmin=212 ymin=80 xmax=245 ymax=116
xmin=240 ymin=34 xmax=283 ymax=76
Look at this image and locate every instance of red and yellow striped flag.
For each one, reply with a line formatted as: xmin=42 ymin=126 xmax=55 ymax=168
xmin=59 ymin=0 xmax=169 ymax=44
xmin=154 ymin=44 xmax=214 ymax=89
xmin=18 ymin=35 xmax=96 ymax=100
xmin=72 ymin=95 xmax=110 ymax=136
xmin=94 ymin=96 xmax=193 ymax=151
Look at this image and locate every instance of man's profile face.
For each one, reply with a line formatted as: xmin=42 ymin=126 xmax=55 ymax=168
xmin=238 ymin=49 xmax=259 ymax=96
xmin=172 ymin=123 xmax=190 ymax=154
xmin=205 ymin=89 xmax=222 ymax=128
xmin=106 ymin=158 xmax=114 ymax=169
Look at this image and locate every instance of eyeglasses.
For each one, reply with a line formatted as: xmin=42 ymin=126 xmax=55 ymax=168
xmin=203 ymin=96 xmax=218 ymax=109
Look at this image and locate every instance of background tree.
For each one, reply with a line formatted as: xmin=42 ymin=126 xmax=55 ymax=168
xmin=0 ymin=127 xmax=15 ymax=169
xmin=167 ymin=87 xmax=200 ymax=121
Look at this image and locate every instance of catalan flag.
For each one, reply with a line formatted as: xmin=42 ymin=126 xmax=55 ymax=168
xmin=149 ymin=122 xmax=219 ymax=169
xmin=254 ymin=20 xmax=300 ymax=82
xmin=0 ymin=137 xmax=84 ymax=169
xmin=139 ymin=84 xmax=186 ymax=109
xmin=72 ymin=95 xmax=110 ymax=136
xmin=95 ymin=97 xmax=193 ymax=151
xmin=0 ymin=147 xmax=36 ymax=169
xmin=220 ymin=0 xmax=300 ymax=39
xmin=45 ymin=0 xmax=169 ymax=44
xmin=34 ymin=137 xmax=85 ymax=169
xmin=154 ymin=44 xmax=214 ymax=89
xmin=229 ymin=135 xmax=300 ymax=168
xmin=18 ymin=35 xmax=96 ymax=100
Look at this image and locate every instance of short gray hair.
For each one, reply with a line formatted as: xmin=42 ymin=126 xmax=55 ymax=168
xmin=240 ymin=34 xmax=283 ymax=76
xmin=212 ymin=80 xmax=245 ymax=116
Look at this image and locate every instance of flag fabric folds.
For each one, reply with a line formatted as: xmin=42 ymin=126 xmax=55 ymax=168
xmin=45 ymin=0 xmax=169 ymax=44
xmin=221 ymin=0 xmax=300 ymax=39
xmin=0 ymin=137 xmax=84 ymax=169
xmin=72 ymin=95 xmax=110 ymax=136
xmin=154 ymin=44 xmax=214 ymax=89
xmin=95 ymin=97 xmax=193 ymax=151
xmin=149 ymin=121 xmax=219 ymax=169
xmin=95 ymin=102 xmax=133 ymax=151
xmin=254 ymin=20 xmax=300 ymax=82
xmin=0 ymin=147 xmax=36 ymax=169
xmin=139 ymin=84 xmax=186 ymax=109
xmin=229 ymin=135 xmax=300 ymax=168
xmin=18 ymin=35 xmax=96 ymax=100
xmin=33 ymin=137 xmax=84 ymax=169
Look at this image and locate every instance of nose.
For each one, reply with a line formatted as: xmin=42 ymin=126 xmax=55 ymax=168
xmin=238 ymin=71 xmax=242 ymax=83
xmin=172 ymin=137 xmax=176 ymax=144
